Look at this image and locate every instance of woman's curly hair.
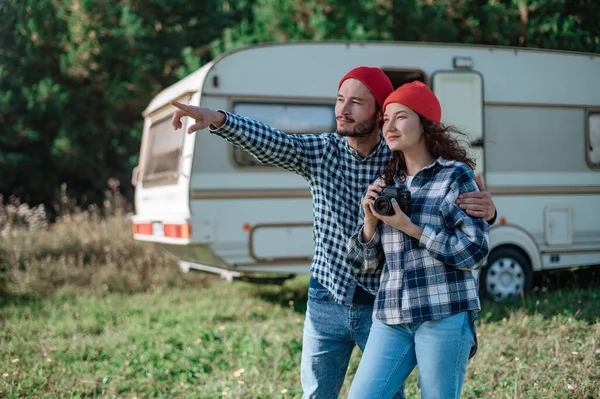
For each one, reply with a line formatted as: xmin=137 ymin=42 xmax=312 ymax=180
xmin=383 ymin=116 xmax=476 ymax=186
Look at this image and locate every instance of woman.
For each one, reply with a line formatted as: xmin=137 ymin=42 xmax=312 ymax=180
xmin=347 ymin=81 xmax=490 ymax=399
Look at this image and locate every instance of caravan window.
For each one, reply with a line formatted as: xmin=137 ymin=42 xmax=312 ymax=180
xmin=589 ymin=111 xmax=600 ymax=168
xmin=232 ymin=102 xmax=335 ymax=166
xmin=141 ymin=115 xmax=186 ymax=186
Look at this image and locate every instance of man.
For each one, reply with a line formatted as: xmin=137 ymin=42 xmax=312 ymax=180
xmin=171 ymin=67 xmax=496 ymax=398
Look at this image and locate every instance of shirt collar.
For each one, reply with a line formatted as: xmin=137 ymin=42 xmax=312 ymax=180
xmin=434 ymin=157 xmax=456 ymax=167
xmin=393 ymin=157 xmax=455 ymax=184
xmin=344 ymin=132 xmax=387 ymax=161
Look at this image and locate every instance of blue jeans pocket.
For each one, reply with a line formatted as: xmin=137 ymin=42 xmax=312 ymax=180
xmin=308 ymin=287 xmax=331 ymax=301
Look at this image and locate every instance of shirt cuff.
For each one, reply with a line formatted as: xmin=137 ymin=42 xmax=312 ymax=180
xmin=358 ymin=227 xmax=380 ymax=249
xmin=208 ymin=110 xmax=238 ymax=137
xmin=418 ymin=224 xmax=437 ymax=249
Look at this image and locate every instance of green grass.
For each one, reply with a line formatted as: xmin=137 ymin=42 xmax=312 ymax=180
xmin=1 ymin=277 xmax=599 ymax=398
xmin=1 ymin=217 xmax=599 ymax=398
xmin=0 ymin=279 xmax=308 ymax=398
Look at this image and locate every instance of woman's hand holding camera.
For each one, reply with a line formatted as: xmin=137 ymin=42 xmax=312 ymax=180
xmin=362 ymin=182 xmax=424 ymax=241
xmin=360 ymin=182 xmax=385 ymax=242
xmin=374 ymin=201 xmax=422 ymax=240
xmin=362 ymin=182 xmax=385 ymax=223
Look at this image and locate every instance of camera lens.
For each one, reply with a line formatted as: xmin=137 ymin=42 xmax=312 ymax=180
xmin=373 ymin=197 xmax=392 ymax=216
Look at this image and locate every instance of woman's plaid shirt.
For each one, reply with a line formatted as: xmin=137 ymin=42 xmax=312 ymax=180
xmin=210 ymin=112 xmax=392 ymax=305
xmin=348 ymin=159 xmax=490 ymax=325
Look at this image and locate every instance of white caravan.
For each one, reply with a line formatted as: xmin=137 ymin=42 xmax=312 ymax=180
xmin=131 ymin=41 xmax=600 ymax=301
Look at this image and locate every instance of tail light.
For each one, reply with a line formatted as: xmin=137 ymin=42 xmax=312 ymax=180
xmin=163 ymin=223 xmax=191 ymax=239
xmin=133 ymin=223 xmax=153 ymax=235
xmin=133 ymin=222 xmax=191 ymax=238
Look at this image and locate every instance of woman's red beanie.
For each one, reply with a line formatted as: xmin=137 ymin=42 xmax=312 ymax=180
xmin=338 ymin=66 xmax=394 ymax=109
xmin=383 ymin=81 xmax=442 ymax=125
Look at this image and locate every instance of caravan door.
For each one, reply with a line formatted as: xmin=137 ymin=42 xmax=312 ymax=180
xmin=432 ymin=71 xmax=485 ymax=176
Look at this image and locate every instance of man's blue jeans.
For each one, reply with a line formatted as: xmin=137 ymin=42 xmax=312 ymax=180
xmin=300 ymin=284 xmax=405 ymax=399
xmin=348 ymin=312 xmax=475 ymax=399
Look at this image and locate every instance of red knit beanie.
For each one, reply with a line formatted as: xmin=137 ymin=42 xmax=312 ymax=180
xmin=383 ymin=81 xmax=442 ymax=125
xmin=338 ymin=66 xmax=394 ymax=109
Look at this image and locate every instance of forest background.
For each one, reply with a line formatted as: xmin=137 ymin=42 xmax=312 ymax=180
xmin=1 ymin=0 xmax=599 ymax=212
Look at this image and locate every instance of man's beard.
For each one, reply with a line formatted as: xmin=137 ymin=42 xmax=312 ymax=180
xmin=336 ymin=113 xmax=378 ymax=138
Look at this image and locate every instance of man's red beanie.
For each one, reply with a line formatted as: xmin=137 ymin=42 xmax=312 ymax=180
xmin=338 ymin=66 xmax=394 ymax=109
xmin=383 ymin=81 xmax=442 ymax=125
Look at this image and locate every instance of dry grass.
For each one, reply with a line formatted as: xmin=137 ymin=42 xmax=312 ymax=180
xmin=0 ymin=186 xmax=208 ymax=298
xmin=1 ymin=214 xmax=195 ymax=298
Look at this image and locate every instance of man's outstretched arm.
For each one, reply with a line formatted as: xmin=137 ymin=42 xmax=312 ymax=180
xmin=170 ymin=101 xmax=322 ymax=179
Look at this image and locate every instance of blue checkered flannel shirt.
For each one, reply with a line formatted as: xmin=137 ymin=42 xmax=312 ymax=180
xmin=210 ymin=112 xmax=392 ymax=305
xmin=348 ymin=158 xmax=490 ymax=325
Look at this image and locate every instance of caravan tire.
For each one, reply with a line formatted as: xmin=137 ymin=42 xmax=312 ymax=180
xmin=480 ymin=247 xmax=533 ymax=302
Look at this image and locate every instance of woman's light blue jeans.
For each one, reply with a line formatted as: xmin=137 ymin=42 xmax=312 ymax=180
xmin=348 ymin=311 xmax=475 ymax=399
xmin=301 ymin=285 xmax=405 ymax=399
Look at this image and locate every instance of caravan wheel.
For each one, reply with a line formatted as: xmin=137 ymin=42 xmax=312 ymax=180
xmin=480 ymin=247 xmax=533 ymax=302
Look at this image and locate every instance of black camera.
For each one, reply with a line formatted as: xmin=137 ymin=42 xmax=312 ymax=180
xmin=373 ymin=187 xmax=411 ymax=216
